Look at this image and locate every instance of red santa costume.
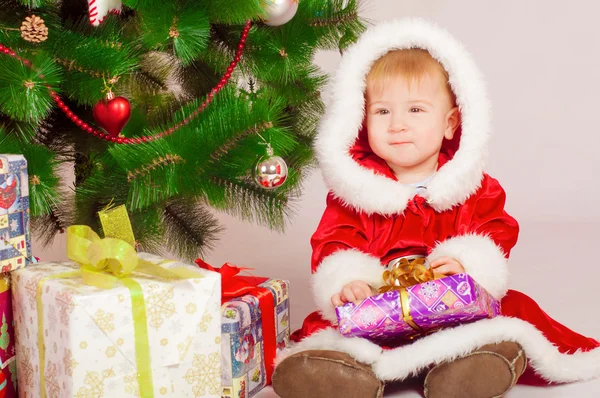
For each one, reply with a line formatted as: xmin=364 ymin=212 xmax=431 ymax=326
xmin=276 ymin=18 xmax=600 ymax=386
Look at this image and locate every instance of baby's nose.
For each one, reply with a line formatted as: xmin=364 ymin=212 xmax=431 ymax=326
xmin=389 ymin=118 xmax=408 ymax=132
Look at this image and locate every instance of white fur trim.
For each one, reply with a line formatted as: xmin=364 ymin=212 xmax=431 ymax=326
xmin=372 ymin=316 xmax=600 ymax=383
xmin=277 ymin=318 xmax=600 ymax=384
xmin=427 ymin=234 xmax=509 ymax=299
xmin=315 ymin=18 xmax=490 ymax=215
xmin=312 ymin=250 xmax=385 ymax=323
xmin=275 ymin=328 xmax=383 ymax=366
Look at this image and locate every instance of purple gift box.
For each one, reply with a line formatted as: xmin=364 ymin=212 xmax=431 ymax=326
xmin=335 ymin=273 xmax=500 ymax=343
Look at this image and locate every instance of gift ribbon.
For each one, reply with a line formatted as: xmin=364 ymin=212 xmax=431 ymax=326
xmin=378 ymin=257 xmax=444 ymax=336
xmin=195 ymin=259 xmax=277 ymax=385
xmin=36 ymin=205 xmax=201 ymax=398
xmin=378 ymin=257 xmax=438 ymax=292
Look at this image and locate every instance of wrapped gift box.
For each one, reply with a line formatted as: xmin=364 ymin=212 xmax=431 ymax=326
xmin=0 ymin=155 xmax=33 ymax=272
xmin=0 ymin=276 xmax=16 ymax=397
xmin=12 ymin=253 xmax=222 ymax=397
xmin=221 ymin=279 xmax=290 ymax=398
xmin=336 ymin=273 xmax=500 ymax=343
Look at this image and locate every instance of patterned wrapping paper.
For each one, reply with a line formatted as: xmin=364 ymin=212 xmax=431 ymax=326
xmin=0 ymin=276 xmax=17 ymax=397
xmin=12 ymin=253 xmax=222 ymax=398
xmin=221 ymin=279 xmax=290 ymax=398
xmin=0 ymin=155 xmax=33 ymax=272
xmin=336 ymin=273 xmax=500 ymax=343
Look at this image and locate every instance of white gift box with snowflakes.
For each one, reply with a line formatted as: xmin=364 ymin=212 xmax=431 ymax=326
xmin=12 ymin=253 xmax=222 ymax=397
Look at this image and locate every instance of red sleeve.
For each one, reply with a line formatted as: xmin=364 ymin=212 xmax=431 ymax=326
xmin=310 ymin=193 xmax=385 ymax=323
xmin=310 ymin=193 xmax=370 ymax=272
xmin=428 ymin=175 xmax=519 ymax=299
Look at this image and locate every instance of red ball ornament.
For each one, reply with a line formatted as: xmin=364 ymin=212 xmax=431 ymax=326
xmin=92 ymin=91 xmax=131 ymax=138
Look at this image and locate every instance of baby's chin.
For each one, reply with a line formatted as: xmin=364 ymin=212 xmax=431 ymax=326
xmin=386 ymin=155 xmax=438 ymax=171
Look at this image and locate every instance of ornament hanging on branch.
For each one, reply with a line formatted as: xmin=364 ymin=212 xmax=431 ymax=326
xmin=20 ymin=15 xmax=48 ymax=43
xmin=263 ymin=0 xmax=298 ymax=27
xmin=254 ymin=141 xmax=288 ymax=189
xmin=92 ymin=91 xmax=131 ymax=138
xmin=88 ymin=0 xmax=122 ymax=27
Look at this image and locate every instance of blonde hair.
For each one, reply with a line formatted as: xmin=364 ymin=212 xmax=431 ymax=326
xmin=366 ymin=49 xmax=456 ymax=105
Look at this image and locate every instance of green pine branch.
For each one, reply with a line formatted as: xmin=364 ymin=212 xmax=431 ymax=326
xmin=0 ymin=0 xmax=367 ymax=256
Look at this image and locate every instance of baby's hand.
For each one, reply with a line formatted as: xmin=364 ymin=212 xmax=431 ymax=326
xmin=429 ymin=256 xmax=465 ymax=275
xmin=331 ymin=280 xmax=373 ymax=307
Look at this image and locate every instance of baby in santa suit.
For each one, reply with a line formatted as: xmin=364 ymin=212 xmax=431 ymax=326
xmin=271 ymin=18 xmax=600 ymax=398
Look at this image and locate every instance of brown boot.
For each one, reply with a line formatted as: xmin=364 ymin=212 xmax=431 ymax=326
xmin=272 ymin=350 xmax=385 ymax=398
xmin=423 ymin=341 xmax=527 ymax=398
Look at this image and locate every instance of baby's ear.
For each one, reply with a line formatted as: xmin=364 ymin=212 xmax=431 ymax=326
xmin=444 ymin=107 xmax=461 ymax=140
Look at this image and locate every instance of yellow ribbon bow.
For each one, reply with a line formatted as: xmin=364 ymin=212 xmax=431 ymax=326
xmin=66 ymin=224 xmax=200 ymax=288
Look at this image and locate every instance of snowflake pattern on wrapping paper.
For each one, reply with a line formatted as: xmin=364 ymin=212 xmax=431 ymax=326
xmin=178 ymin=336 xmax=193 ymax=362
xmin=75 ymin=368 xmax=116 ymax=398
xmin=45 ymin=361 xmax=60 ymax=398
xmin=47 ymin=304 xmax=58 ymax=333
xmin=419 ymin=281 xmax=440 ymax=300
xmin=18 ymin=344 xmax=34 ymax=388
xmin=24 ymin=274 xmax=44 ymax=310
xmin=146 ymin=284 xmax=176 ymax=329
xmin=358 ymin=307 xmax=381 ymax=326
xmin=124 ymin=374 xmax=140 ymax=397
xmin=63 ymin=348 xmax=78 ymax=376
xmin=198 ymin=312 xmax=213 ymax=333
xmin=55 ymin=291 xmax=76 ymax=326
xmin=92 ymin=309 xmax=115 ymax=334
xmin=184 ymin=352 xmax=220 ymax=397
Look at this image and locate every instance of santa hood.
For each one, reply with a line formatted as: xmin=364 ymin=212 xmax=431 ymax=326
xmin=316 ymin=18 xmax=489 ymax=215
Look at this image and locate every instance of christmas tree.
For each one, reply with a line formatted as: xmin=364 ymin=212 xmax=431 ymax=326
xmin=0 ymin=0 xmax=365 ymax=260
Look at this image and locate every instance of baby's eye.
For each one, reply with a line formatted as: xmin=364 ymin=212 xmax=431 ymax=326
xmin=410 ymin=107 xmax=423 ymax=113
xmin=376 ymin=109 xmax=389 ymax=115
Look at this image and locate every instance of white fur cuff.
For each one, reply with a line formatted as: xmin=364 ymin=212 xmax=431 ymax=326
xmin=427 ymin=234 xmax=509 ymax=299
xmin=311 ymin=250 xmax=385 ymax=323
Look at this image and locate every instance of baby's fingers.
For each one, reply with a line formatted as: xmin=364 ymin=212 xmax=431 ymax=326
xmin=331 ymin=293 xmax=344 ymax=307
xmin=430 ymin=256 xmax=453 ymax=268
xmin=351 ymin=285 xmax=368 ymax=302
xmin=343 ymin=287 xmax=357 ymax=303
xmin=431 ymin=262 xmax=460 ymax=275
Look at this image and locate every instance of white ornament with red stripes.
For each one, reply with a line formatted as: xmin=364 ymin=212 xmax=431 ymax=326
xmin=88 ymin=0 xmax=122 ymax=27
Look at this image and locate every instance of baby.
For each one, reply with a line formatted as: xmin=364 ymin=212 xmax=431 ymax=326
xmin=332 ymin=48 xmax=465 ymax=310
xmin=272 ymin=18 xmax=600 ymax=398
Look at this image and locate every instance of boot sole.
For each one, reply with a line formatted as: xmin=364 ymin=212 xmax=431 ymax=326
xmin=423 ymin=348 xmax=526 ymax=398
xmin=272 ymin=351 xmax=385 ymax=398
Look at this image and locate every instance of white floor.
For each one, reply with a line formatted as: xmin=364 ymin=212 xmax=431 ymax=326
xmin=256 ymin=379 xmax=600 ymax=397
xmin=256 ymin=222 xmax=600 ymax=397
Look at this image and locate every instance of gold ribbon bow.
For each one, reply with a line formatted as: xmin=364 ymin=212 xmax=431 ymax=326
xmin=378 ymin=257 xmax=442 ymax=293
xmin=37 ymin=204 xmax=201 ymax=398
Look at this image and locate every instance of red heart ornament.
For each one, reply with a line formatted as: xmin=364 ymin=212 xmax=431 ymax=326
xmin=92 ymin=96 xmax=131 ymax=137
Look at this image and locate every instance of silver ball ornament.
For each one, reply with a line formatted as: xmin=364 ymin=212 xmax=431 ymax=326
xmin=263 ymin=0 xmax=299 ymax=27
xmin=254 ymin=148 xmax=288 ymax=189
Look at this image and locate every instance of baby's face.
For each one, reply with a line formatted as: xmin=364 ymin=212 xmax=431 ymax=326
xmin=366 ymin=73 xmax=458 ymax=176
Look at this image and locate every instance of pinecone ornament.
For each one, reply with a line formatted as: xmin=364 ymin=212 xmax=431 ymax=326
xmin=20 ymin=15 xmax=48 ymax=43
